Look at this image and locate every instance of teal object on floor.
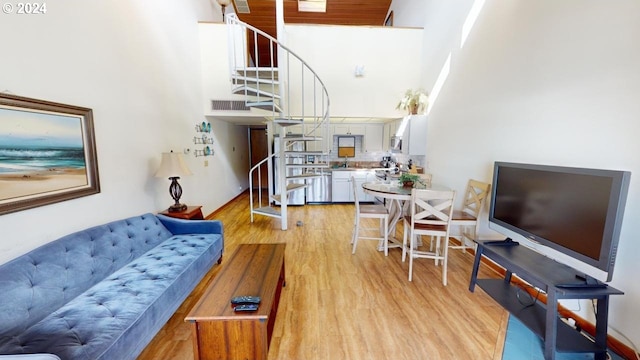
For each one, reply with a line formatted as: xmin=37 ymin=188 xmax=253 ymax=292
xmin=502 ymin=316 xmax=624 ymax=360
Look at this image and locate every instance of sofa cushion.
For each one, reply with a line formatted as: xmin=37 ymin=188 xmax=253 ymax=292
xmin=0 ymin=355 xmax=60 ymax=360
xmin=0 ymin=214 xmax=173 ymax=340
xmin=0 ymin=232 xmax=222 ymax=359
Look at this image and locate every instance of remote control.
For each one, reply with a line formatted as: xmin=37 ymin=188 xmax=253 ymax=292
xmin=233 ymin=304 xmax=259 ymax=312
xmin=230 ymin=296 xmax=261 ymax=305
xmin=556 ymin=282 xmax=608 ymax=289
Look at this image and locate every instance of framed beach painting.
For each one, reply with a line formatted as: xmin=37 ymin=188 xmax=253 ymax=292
xmin=0 ymin=93 xmax=100 ymax=215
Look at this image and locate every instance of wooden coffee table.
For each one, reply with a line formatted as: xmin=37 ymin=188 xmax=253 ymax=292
xmin=185 ymin=243 xmax=286 ymax=360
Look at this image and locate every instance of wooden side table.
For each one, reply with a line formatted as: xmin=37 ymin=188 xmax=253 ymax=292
xmin=159 ymin=205 xmax=204 ymax=220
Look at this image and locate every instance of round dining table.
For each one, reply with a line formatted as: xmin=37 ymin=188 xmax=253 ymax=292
xmin=362 ymin=182 xmax=450 ymax=251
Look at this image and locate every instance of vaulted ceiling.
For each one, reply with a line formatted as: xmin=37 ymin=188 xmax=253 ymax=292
xmin=232 ymin=0 xmax=393 ymax=38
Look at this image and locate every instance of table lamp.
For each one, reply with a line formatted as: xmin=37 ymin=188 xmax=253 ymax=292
xmin=155 ymin=151 xmax=193 ymax=212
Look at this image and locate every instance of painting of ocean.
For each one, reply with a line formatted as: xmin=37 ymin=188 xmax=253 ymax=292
xmin=0 ymin=146 xmax=85 ymax=174
xmin=0 ymin=106 xmax=89 ymax=201
xmin=0 ymin=93 xmax=99 ymax=215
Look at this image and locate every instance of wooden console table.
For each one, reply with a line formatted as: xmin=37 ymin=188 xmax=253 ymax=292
xmin=186 ymin=243 xmax=286 ymax=360
xmin=469 ymin=240 xmax=623 ymax=360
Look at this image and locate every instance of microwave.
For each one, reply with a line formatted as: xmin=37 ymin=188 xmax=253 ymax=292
xmin=390 ymin=136 xmax=402 ymax=152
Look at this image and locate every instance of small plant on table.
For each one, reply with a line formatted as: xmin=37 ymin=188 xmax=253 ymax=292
xmin=398 ymin=173 xmax=423 ymax=188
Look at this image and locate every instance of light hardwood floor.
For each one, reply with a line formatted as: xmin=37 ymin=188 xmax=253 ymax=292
xmin=138 ymin=192 xmax=509 ymax=360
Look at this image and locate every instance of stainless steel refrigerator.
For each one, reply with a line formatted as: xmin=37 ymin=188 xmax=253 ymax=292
xmin=273 ymin=136 xmax=305 ymax=205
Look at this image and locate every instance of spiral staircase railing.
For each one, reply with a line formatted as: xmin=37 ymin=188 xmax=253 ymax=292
xmin=226 ymin=14 xmax=331 ymax=230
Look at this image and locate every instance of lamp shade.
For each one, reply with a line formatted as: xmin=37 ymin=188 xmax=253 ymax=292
xmin=216 ymin=0 xmax=232 ymax=5
xmin=155 ymin=151 xmax=193 ymax=178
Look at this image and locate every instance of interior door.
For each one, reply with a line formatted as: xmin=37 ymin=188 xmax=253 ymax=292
xmin=249 ymin=127 xmax=269 ymax=190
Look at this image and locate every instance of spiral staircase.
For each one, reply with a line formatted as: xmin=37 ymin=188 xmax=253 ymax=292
xmin=225 ymin=14 xmax=331 ymax=230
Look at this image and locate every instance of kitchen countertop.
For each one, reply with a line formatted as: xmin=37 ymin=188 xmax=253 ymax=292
xmin=331 ymin=167 xmax=389 ymax=171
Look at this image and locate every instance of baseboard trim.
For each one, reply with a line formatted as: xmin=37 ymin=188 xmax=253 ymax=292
xmin=205 ymin=189 xmax=249 ymax=220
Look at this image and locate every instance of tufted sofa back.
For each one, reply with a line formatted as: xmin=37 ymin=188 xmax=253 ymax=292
xmin=0 ymin=213 xmax=173 ymax=339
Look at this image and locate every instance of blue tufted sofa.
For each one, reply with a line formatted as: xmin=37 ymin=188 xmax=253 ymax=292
xmin=0 ymin=213 xmax=224 ymax=360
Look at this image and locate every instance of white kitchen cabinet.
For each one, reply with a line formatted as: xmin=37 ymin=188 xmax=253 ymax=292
xmin=402 ymin=115 xmax=427 ymax=156
xmin=385 ymin=119 xmax=403 ymax=152
xmin=285 ymin=124 xmax=303 ymax=136
xmin=333 ymin=124 xmax=365 ymax=136
xmin=383 ymin=122 xmax=391 ymax=151
xmin=352 ymin=172 xmax=368 ymax=202
xmin=364 ymin=124 xmax=383 ymax=152
xmin=392 ymin=118 xmax=403 ymax=137
xmin=355 ymin=171 xmax=377 ymax=202
xmin=332 ymin=123 xmax=382 ymax=152
xmin=331 ymin=171 xmax=352 ymax=202
xmin=306 ymin=125 xmax=328 ymax=152
xmin=382 ymin=120 xmax=401 ymax=151
xmin=331 ymin=170 xmax=375 ymax=202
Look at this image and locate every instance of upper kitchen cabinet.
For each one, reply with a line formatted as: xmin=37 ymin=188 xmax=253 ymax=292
xmin=383 ymin=122 xmax=391 ymax=151
xmin=402 ymin=115 xmax=427 ymax=156
xmin=332 ymin=124 xmax=365 ymax=136
xmin=307 ymin=125 xmax=329 ymax=153
xmin=331 ymin=123 xmax=383 ymax=152
xmin=364 ymin=124 xmax=383 ymax=152
xmin=383 ymin=119 xmax=402 ymax=151
xmin=285 ymin=124 xmax=304 ymax=135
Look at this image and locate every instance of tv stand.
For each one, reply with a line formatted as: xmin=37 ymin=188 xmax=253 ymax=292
xmin=469 ymin=240 xmax=623 ymax=360
xmin=483 ymin=237 xmax=519 ymax=246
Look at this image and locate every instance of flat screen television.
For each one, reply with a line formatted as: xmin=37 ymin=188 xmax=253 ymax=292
xmin=488 ymin=162 xmax=631 ymax=282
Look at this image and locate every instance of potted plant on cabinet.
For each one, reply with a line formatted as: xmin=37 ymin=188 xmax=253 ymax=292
xmin=396 ymin=89 xmax=429 ymax=115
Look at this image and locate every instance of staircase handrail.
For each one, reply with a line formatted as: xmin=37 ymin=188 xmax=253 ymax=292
xmin=226 ymin=13 xmax=331 ymax=128
xmin=249 ymin=152 xmax=276 ymax=217
xmin=248 ymin=139 xmax=302 ymax=219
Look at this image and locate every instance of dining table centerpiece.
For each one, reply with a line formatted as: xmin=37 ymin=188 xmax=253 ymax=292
xmin=398 ymin=173 xmax=423 ymax=188
xmin=396 ymin=89 xmax=429 ymax=115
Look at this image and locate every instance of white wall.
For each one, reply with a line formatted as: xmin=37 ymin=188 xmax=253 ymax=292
xmin=420 ymin=0 xmax=640 ymax=349
xmin=0 ymin=0 xmax=249 ymax=265
xmin=199 ymin=22 xmax=277 ymax=120
xmin=283 ymin=24 xmax=424 ymax=118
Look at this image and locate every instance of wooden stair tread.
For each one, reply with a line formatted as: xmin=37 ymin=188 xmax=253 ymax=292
xmin=286 ymin=174 xmax=323 ymax=180
xmin=232 ymin=85 xmax=281 ymax=99
xmin=283 ymin=136 xmax=321 ymax=141
xmin=284 ymin=151 xmax=327 ymax=156
xmin=252 ymin=206 xmax=281 ymax=218
xmin=246 ymin=101 xmax=282 ymax=112
xmin=275 ymin=118 xmax=303 ymax=126
xmin=285 ymin=183 xmax=307 ymax=191
xmin=285 ymin=164 xmax=330 ymax=169
xmin=231 ymin=76 xmax=279 ymax=85
xmin=233 ymin=67 xmax=279 ymax=80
